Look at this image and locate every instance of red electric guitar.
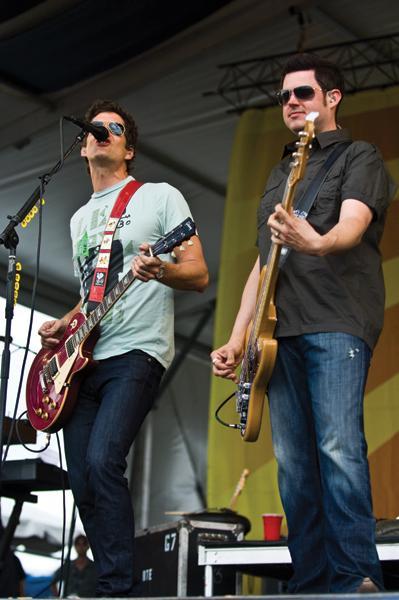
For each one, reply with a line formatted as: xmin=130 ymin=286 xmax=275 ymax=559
xmin=26 ymin=217 xmax=196 ymax=432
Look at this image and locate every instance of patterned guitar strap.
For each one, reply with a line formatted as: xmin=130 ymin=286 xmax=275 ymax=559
xmin=87 ymin=179 xmax=143 ymax=312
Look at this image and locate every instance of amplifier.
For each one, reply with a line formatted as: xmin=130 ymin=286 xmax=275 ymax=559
xmin=133 ymin=515 xmax=248 ymax=597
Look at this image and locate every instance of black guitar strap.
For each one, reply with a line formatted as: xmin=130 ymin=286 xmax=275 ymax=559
xmin=279 ymin=140 xmax=352 ymax=268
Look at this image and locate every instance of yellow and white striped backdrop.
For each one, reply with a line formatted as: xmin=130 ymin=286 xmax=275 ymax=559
xmin=207 ymin=86 xmax=399 ymax=538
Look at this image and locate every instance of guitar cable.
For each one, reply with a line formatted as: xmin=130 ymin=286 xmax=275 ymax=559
xmin=55 ymin=430 xmax=67 ymax=598
xmin=15 ymin=410 xmax=51 ymax=453
xmin=215 ymin=392 xmax=241 ymax=429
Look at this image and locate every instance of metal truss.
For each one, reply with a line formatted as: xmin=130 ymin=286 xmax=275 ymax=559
xmin=204 ymin=33 xmax=399 ymax=112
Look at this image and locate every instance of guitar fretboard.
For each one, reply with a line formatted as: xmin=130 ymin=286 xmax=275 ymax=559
xmin=73 ymin=270 xmax=135 ymax=350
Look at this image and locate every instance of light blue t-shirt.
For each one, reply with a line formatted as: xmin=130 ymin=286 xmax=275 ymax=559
xmin=70 ymin=176 xmax=192 ymax=368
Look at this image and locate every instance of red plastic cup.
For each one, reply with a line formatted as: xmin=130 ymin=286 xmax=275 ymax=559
xmin=262 ymin=513 xmax=283 ymax=541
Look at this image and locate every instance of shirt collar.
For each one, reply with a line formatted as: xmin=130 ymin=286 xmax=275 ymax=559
xmin=91 ymin=175 xmax=133 ymax=199
xmin=282 ymin=127 xmax=352 ymax=158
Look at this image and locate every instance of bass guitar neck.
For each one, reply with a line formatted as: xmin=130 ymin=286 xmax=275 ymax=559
xmin=236 ymin=112 xmax=317 ymax=442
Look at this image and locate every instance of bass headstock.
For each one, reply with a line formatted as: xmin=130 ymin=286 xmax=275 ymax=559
xmin=288 ymin=111 xmax=318 ymax=187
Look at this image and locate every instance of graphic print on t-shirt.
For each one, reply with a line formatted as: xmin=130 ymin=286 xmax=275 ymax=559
xmin=74 ymin=205 xmax=133 ymax=323
xmin=77 ymin=239 xmax=124 ymax=310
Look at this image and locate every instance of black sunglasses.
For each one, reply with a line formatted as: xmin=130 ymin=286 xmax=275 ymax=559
xmin=91 ymin=120 xmax=126 ymax=136
xmin=276 ymin=85 xmax=324 ymax=106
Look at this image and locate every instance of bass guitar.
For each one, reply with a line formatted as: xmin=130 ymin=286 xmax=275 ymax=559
xmin=237 ymin=112 xmax=317 ymax=442
xmin=26 ymin=217 xmax=196 ymax=432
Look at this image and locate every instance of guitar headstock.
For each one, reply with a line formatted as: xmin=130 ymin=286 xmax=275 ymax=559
xmin=151 ymin=217 xmax=196 ymax=257
xmin=288 ymin=111 xmax=318 ymax=187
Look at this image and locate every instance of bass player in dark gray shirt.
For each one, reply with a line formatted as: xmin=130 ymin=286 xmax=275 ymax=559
xmin=212 ymin=53 xmax=396 ymax=594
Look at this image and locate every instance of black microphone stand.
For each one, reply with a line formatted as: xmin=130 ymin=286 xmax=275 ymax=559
xmin=0 ymin=129 xmax=85 ymax=484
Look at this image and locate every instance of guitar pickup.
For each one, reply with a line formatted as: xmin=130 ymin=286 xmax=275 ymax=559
xmin=236 ymin=391 xmax=249 ymax=412
xmin=39 ymin=371 xmax=48 ymax=394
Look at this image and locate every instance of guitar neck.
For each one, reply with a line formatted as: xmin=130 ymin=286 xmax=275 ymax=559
xmin=72 ymin=270 xmax=136 ymax=346
xmin=68 ymin=216 xmax=197 ymax=349
xmin=251 ymin=244 xmax=280 ymax=338
xmin=91 ymin=270 xmax=135 ymax=327
xmin=250 ymin=177 xmax=297 ymax=340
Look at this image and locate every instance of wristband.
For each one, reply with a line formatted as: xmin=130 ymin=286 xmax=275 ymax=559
xmin=156 ymin=262 xmax=165 ymax=280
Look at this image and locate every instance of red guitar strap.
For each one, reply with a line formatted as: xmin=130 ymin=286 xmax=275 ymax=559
xmin=88 ymin=180 xmax=143 ymax=303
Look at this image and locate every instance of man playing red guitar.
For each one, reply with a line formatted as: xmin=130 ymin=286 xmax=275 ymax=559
xmin=38 ymin=99 xmax=208 ymax=597
xmin=212 ymin=54 xmax=396 ymax=593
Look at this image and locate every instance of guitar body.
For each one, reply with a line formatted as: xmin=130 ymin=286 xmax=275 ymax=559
xmin=26 ymin=312 xmax=99 ymax=432
xmin=239 ymin=269 xmax=278 ymax=441
xmin=241 ymin=335 xmax=278 ymax=442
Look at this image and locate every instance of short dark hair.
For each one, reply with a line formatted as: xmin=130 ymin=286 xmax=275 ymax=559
xmin=74 ymin=534 xmax=88 ymax=546
xmin=280 ymin=52 xmax=345 ymax=103
xmin=83 ymin=99 xmax=138 ymax=172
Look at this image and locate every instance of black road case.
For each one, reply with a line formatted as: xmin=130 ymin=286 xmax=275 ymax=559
xmin=133 ymin=515 xmax=248 ymax=596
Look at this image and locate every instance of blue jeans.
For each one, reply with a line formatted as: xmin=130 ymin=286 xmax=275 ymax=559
xmin=63 ymin=349 xmax=164 ymax=596
xmin=268 ymin=333 xmax=383 ymax=593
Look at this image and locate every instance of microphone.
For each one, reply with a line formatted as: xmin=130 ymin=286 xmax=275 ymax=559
xmin=64 ymin=116 xmax=109 ymax=142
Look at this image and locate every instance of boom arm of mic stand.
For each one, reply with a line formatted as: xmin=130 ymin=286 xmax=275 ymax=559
xmin=0 ymin=131 xmax=85 ymax=247
xmin=0 ymin=131 xmax=85 ymax=479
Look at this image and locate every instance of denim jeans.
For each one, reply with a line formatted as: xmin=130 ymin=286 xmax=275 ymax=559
xmin=63 ymin=349 xmax=164 ymax=597
xmin=268 ymin=333 xmax=383 ymax=593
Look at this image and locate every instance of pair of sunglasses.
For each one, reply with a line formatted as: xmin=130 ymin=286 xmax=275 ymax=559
xmin=91 ymin=120 xmax=126 ymax=136
xmin=275 ymin=85 xmax=324 ymax=106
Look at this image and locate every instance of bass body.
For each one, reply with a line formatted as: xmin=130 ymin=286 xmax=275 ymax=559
xmin=236 ymin=265 xmax=278 ymax=442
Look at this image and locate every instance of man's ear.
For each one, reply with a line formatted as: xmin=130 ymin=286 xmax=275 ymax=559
xmin=125 ymin=147 xmax=134 ymax=161
xmin=327 ymin=89 xmax=342 ymax=107
xmin=81 ymin=145 xmax=87 ymax=157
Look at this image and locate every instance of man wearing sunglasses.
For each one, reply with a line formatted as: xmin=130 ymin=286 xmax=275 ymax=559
xmin=212 ymin=53 xmax=396 ymax=593
xmin=38 ymin=99 xmax=208 ymax=597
